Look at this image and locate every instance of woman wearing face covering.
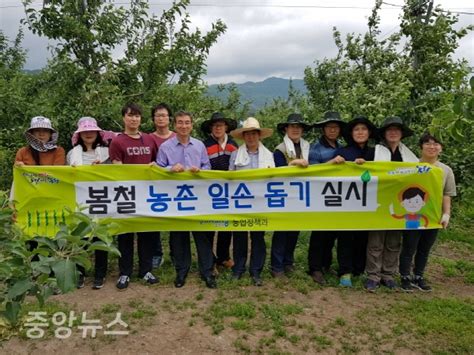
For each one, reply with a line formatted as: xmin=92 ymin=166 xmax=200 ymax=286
xmin=15 ymin=116 xmax=65 ymax=167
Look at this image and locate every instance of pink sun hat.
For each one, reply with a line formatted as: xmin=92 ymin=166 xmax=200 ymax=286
xmin=71 ymin=117 xmax=105 ymax=145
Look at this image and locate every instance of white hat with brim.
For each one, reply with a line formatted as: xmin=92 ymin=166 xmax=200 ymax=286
xmin=229 ymin=117 xmax=273 ymax=140
xmin=25 ymin=116 xmax=57 ymax=135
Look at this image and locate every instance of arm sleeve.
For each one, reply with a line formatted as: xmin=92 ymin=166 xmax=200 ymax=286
xmin=201 ymin=145 xmax=211 ymax=170
xmin=308 ymin=145 xmax=321 ymax=165
xmin=273 ymin=150 xmax=287 ymax=167
xmin=108 ymin=140 xmax=123 ymax=163
xmin=15 ymin=147 xmax=25 ymax=163
xmin=443 ymin=168 xmax=457 ymax=197
xmin=66 ymin=150 xmax=73 ymax=165
xmin=228 ymin=151 xmax=237 ymax=171
xmin=53 ymin=147 xmax=66 ymax=165
xmin=156 ymin=146 xmax=170 ymax=169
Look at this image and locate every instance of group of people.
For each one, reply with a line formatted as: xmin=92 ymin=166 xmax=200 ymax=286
xmin=14 ymin=103 xmax=456 ymax=293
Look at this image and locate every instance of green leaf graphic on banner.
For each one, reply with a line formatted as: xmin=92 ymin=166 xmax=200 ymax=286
xmin=53 ymin=210 xmax=58 ymax=225
xmin=45 ymin=210 xmax=49 ymax=226
xmin=27 ymin=211 xmax=32 ymax=227
xmin=36 ymin=210 xmax=40 ymax=227
xmin=361 ymin=170 xmax=371 ymax=183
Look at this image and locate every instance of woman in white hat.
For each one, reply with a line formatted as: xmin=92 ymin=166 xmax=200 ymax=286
xmin=67 ymin=117 xmax=110 ymax=290
xmin=15 ymin=116 xmax=65 ymax=166
xmin=228 ymin=117 xmax=274 ymax=286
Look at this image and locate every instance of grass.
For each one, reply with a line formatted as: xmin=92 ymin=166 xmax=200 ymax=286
xmin=433 ymin=257 xmax=474 ymax=284
xmin=2 ymin=216 xmax=473 ymax=353
xmin=438 ymin=204 xmax=474 ymax=251
xmin=388 ymin=297 xmax=474 ymax=353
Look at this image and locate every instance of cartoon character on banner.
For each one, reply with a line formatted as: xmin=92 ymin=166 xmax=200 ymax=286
xmin=389 ymin=185 xmax=429 ymax=229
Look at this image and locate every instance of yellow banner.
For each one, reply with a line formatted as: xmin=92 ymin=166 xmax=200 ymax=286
xmin=13 ymin=162 xmax=443 ymax=236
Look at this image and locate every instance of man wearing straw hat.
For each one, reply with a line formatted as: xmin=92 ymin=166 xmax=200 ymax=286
xmin=228 ymin=117 xmax=274 ymax=286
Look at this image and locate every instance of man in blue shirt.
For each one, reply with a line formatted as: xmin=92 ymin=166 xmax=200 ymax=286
xmin=157 ymin=111 xmax=216 ymax=289
xmin=307 ymin=111 xmax=346 ymax=285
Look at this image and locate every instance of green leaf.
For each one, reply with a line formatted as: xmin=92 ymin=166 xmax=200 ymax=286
xmin=71 ymin=221 xmax=92 ymax=237
xmin=7 ymin=279 xmax=34 ymax=300
xmin=71 ymin=255 xmax=92 ymax=270
xmin=51 ymin=259 xmax=77 ymax=293
xmin=470 ymin=76 xmax=474 ymax=92
xmin=2 ymin=301 xmax=21 ymax=326
xmin=453 ymin=95 xmax=463 ymax=115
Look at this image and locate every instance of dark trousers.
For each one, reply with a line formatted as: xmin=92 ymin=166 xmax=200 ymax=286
xmin=337 ymin=231 xmax=368 ymax=276
xmin=206 ymin=231 xmax=233 ymax=264
xmin=77 ymin=250 xmax=108 ymax=279
xmin=232 ymin=231 xmax=266 ymax=277
xmin=151 ymin=232 xmax=163 ymax=257
xmin=271 ymin=231 xmax=299 ymax=272
xmin=170 ymin=231 xmax=214 ymax=279
xmin=117 ymin=232 xmax=154 ymax=277
xmin=308 ymin=231 xmax=336 ymax=273
xmin=399 ymin=229 xmax=438 ymax=277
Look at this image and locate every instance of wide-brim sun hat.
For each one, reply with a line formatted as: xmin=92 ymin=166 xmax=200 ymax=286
xmin=200 ymin=112 xmax=237 ymax=134
xmin=72 ymin=116 xmax=105 ymax=145
xmin=25 ymin=116 xmax=57 ymax=135
xmin=313 ymin=111 xmax=347 ymax=130
xmin=276 ymin=113 xmax=312 ymax=135
xmin=343 ymin=115 xmax=378 ymax=142
xmin=378 ymin=116 xmax=413 ymax=139
xmin=229 ymin=117 xmax=273 ymax=140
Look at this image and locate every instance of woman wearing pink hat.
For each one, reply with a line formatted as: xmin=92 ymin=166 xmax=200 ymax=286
xmin=67 ymin=117 xmax=110 ymax=290
xmin=67 ymin=117 xmax=110 ymax=166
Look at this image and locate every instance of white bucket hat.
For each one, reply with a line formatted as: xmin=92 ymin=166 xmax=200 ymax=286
xmin=25 ymin=116 xmax=57 ymax=134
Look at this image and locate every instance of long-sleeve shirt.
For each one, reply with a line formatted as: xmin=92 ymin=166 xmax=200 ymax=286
xmin=337 ymin=144 xmax=375 ymax=162
xmin=156 ymin=136 xmax=211 ymax=170
xmin=228 ymin=150 xmax=259 ymax=171
xmin=203 ymin=135 xmax=238 ymax=170
xmin=15 ymin=146 xmax=65 ymax=165
xmin=308 ymin=137 xmax=343 ymax=164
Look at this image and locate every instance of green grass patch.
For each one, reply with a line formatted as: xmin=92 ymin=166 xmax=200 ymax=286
xmin=389 ymin=297 xmax=474 ymax=353
xmin=438 ymin=206 xmax=474 ymax=250
xmin=433 ymin=257 xmax=474 ymax=284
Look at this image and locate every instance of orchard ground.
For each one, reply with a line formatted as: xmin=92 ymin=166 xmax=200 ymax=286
xmin=1 ymin=226 xmax=473 ymax=354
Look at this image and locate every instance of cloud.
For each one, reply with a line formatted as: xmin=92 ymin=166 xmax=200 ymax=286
xmin=0 ymin=0 xmax=472 ymax=85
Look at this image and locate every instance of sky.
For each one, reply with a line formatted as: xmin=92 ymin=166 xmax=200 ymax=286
xmin=0 ymin=0 xmax=473 ymax=84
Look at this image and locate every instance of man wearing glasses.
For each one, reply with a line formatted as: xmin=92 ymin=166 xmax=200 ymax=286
xmin=149 ymin=103 xmax=176 ymax=270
